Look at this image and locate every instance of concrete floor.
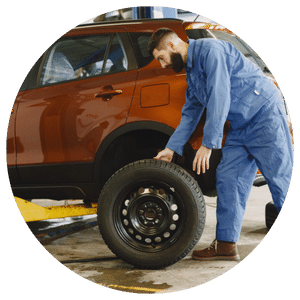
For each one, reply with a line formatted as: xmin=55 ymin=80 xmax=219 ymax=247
xmin=38 ymin=184 xmax=272 ymax=293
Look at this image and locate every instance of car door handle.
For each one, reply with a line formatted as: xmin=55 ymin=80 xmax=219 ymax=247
xmin=95 ymin=85 xmax=122 ymax=101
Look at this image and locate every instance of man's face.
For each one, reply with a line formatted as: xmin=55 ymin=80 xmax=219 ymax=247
xmin=153 ymin=48 xmax=184 ymax=73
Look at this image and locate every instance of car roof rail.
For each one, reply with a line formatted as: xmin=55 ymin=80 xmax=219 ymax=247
xmin=76 ymin=18 xmax=184 ymax=28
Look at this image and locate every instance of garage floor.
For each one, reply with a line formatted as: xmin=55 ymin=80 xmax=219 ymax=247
xmin=28 ymin=184 xmax=274 ymax=294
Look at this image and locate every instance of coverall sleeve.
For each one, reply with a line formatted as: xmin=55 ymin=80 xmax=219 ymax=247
xmin=201 ymin=48 xmax=232 ymax=149
xmin=166 ymin=87 xmax=204 ymax=156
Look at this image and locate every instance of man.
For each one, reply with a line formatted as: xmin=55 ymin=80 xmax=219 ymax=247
xmin=148 ymin=28 xmax=293 ymax=260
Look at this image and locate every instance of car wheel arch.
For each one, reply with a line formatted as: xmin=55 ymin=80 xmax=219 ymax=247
xmin=93 ymin=121 xmax=174 ymax=180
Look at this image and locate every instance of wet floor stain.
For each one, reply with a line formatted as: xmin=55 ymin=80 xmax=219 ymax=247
xmin=66 ymin=262 xmax=172 ymax=293
xmin=101 ymin=283 xmax=169 ymax=293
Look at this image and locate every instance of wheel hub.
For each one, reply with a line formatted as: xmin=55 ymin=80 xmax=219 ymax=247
xmin=138 ymin=201 xmax=163 ymax=226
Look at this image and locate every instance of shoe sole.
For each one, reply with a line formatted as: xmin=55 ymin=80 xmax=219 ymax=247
xmin=191 ymin=254 xmax=240 ymax=261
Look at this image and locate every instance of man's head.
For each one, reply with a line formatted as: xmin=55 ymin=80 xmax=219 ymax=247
xmin=148 ymin=28 xmax=188 ymax=73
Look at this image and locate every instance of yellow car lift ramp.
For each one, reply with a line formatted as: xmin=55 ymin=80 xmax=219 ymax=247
xmin=15 ymin=197 xmax=97 ymax=222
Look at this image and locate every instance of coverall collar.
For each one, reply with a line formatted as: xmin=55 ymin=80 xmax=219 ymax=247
xmin=185 ymin=39 xmax=196 ymax=72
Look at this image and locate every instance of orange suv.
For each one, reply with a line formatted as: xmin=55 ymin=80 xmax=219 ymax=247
xmin=7 ymin=18 xmax=289 ymax=268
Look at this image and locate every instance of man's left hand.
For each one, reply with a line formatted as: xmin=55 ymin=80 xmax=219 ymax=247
xmin=193 ymin=146 xmax=212 ymax=175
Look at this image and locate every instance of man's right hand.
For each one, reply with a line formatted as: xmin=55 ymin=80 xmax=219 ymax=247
xmin=154 ymin=148 xmax=174 ymax=162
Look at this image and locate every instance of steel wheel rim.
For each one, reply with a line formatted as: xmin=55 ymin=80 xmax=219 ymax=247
xmin=113 ymin=180 xmax=186 ymax=252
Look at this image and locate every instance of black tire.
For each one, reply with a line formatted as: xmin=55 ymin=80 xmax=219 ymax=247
xmin=97 ymin=159 xmax=206 ymax=269
xmin=265 ymin=201 xmax=279 ymax=229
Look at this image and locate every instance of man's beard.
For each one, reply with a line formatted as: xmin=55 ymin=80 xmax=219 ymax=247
xmin=170 ymin=52 xmax=184 ymax=73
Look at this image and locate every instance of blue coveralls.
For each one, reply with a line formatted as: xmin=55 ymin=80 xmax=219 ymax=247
xmin=166 ymin=39 xmax=293 ymax=242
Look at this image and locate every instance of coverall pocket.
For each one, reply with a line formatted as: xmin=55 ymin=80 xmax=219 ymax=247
xmin=248 ymin=102 xmax=286 ymax=145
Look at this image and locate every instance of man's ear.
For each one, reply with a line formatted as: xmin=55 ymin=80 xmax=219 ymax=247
xmin=166 ymin=41 xmax=176 ymax=52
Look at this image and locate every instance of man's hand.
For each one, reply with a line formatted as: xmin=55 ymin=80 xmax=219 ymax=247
xmin=193 ymin=146 xmax=212 ymax=175
xmin=154 ymin=148 xmax=174 ymax=162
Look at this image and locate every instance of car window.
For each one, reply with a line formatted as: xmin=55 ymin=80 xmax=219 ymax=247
xmin=39 ymin=34 xmax=129 ymax=86
xmin=186 ymin=29 xmax=249 ymax=53
xmin=129 ymin=32 xmax=154 ymax=68
xmin=207 ymin=31 xmax=256 ymax=62
xmin=185 ymin=28 xmax=214 ymax=39
xmin=104 ymin=34 xmax=128 ymax=74
xmin=186 ymin=29 xmax=271 ymax=74
xmin=211 ymin=31 xmax=271 ymax=74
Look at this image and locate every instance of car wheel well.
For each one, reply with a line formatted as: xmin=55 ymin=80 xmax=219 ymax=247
xmin=97 ymin=129 xmax=170 ymax=185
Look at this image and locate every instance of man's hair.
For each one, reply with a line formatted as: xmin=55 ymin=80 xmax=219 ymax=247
xmin=148 ymin=28 xmax=177 ymax=55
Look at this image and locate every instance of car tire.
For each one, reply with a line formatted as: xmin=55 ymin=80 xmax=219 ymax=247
xmin=97 ymin=159 xmax=206 ymax=269
xmin=265 ymin=201 xmax=279 ymax=229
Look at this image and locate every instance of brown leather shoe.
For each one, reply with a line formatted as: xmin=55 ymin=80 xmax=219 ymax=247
xmin=192 ymin=239 xmax=240 ymax=261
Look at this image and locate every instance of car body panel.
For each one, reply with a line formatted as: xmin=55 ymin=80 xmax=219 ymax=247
xmin=15 ymin=71 xmax=137 ymax=167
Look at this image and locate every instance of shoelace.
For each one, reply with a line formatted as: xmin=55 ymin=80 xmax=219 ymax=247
xmin=208 ymin=239 xmax=218 ymax=252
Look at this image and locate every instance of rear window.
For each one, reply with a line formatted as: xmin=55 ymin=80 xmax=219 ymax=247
xmin=185 ymin=29 xmax=214 ymax=39
xmin=129 ymin=32 xmax=154 ymax=68
xmin=186 ymin=29 xmax=271 ymax=74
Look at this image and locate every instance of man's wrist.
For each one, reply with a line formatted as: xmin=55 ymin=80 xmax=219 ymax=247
xmin=200 ymin=145 xmax=211 ymax=150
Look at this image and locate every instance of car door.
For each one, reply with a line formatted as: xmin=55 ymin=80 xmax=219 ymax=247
xmin=15 ymin=28 xmax=138 ymax=184
xmin=126 ymin=31 xmax=188 ymax=131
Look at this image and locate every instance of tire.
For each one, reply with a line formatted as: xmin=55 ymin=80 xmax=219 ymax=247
xmin=97 ymin=159 xmax=206 ymax=269
xmin=265 ymin=201 xmax=279 ymax=229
